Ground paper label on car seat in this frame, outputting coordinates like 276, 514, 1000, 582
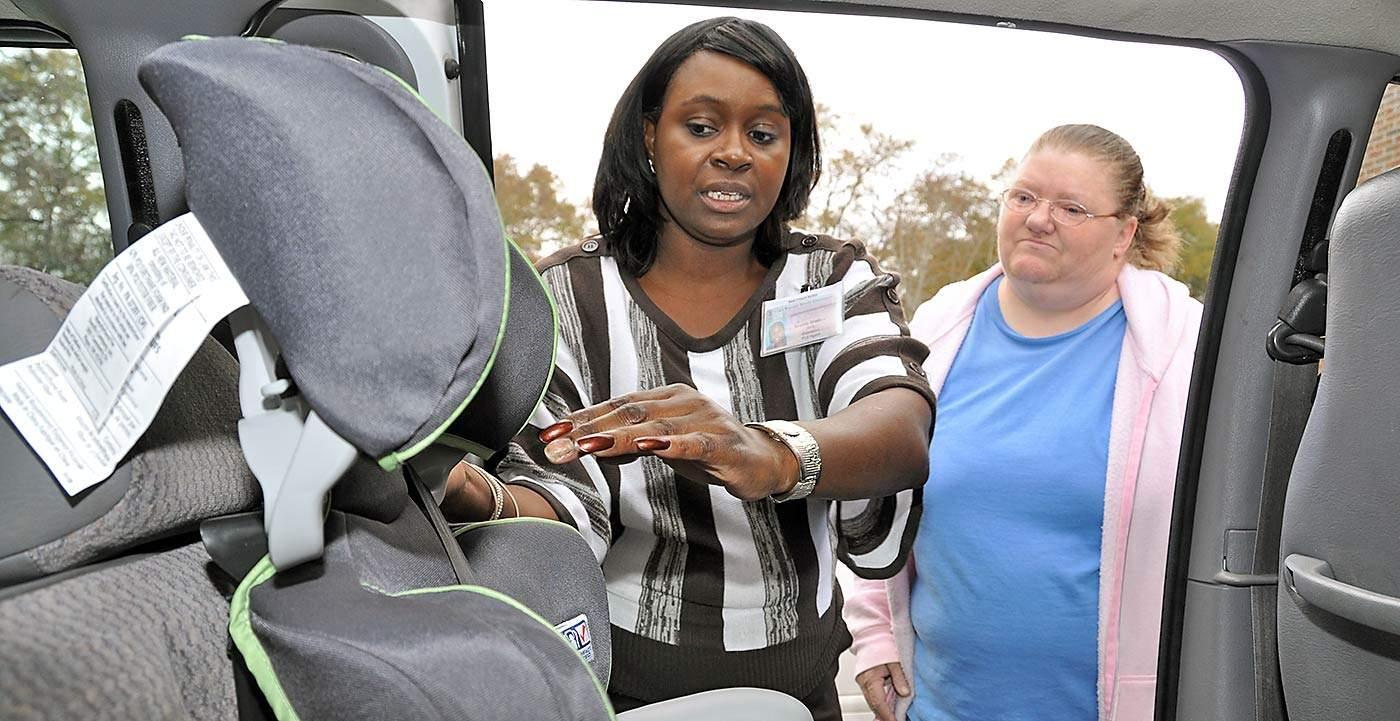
554, 613, 595, 663
0, 213, 248, 496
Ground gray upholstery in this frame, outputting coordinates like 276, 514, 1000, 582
455, 518, 613, 683
0, 543, 236, 721
234, 502, 613, 720
439, 240, 558, 456
0, 264, 257, 718
0, 266, 258, 587
1277, 166, 1400, 719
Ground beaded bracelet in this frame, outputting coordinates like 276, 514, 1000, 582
501, 482, 519, 519
484, 472, 504, 521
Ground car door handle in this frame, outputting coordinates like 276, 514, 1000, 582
1284, 554, 1400, 636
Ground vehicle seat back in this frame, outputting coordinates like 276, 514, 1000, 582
0, 265, 259, 720
1278, 165, 1400, 718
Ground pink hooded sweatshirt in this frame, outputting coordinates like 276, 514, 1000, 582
845, 262, 1202, 721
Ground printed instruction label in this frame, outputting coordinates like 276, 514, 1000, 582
759, 282, 844, 357
0, 213, 248, 496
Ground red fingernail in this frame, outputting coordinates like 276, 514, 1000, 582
539, 421, 574, 442
575, 434, 615, 454
635, 437, 671, 451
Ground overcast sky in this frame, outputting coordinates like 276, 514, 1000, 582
483, 0, 1245, 221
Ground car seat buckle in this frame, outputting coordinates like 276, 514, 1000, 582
229, 307, 356, 571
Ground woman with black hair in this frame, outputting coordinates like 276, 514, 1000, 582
443, 17, 934, 719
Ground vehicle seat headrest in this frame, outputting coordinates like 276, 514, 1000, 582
138, 37, 523, 466
0, 266, 258, 588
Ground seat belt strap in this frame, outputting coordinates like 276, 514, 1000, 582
1252, 354, 1320, 721
404, 467, 476, 585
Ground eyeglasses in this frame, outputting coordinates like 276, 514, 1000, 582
999, 187, 1123, 227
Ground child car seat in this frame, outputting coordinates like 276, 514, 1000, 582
140, 36, 812, 721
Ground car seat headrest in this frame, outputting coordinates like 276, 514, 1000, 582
139, 37, 512, 463
138, 37, 556, 569
0, 266, 258, 589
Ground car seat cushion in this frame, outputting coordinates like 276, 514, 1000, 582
231, 506, 613, 721
0, 542, 236, 721
437, 239, 558, 458
453, 517, 612, 683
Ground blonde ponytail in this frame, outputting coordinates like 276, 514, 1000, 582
1126, 188, 1181, 272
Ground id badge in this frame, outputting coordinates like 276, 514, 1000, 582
759, 282, 844, 357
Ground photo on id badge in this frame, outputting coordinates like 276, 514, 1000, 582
759, 282, 844, 357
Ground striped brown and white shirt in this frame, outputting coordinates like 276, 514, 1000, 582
497, 231, 934, 701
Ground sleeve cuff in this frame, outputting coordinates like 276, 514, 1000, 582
504, 479, 577, 530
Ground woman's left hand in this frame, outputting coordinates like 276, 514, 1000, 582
538, 383, 798, 502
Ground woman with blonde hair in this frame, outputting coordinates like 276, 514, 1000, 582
845, 124, 1202, 721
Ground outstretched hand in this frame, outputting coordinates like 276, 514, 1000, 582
538, 383, 799, 502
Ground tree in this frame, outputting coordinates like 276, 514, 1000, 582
492, 154, 589, 260
1166, 196, 1218, 299
806, 107, 1008, 304
806, 105, 914, 242
0, 49, 111, 284
874, 155, 1002, 305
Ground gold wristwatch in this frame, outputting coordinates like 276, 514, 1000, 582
747, 419, 822, 502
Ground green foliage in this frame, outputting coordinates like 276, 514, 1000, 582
493, 154, 589, 260
0, 48, 111, 284
806, 105, 915, 241
874, 155, 1001, 306
1166, 195, 1218, 300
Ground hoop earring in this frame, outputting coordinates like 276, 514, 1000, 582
647, 157, 656, 175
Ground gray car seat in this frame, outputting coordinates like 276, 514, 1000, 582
139, 36, 811, 721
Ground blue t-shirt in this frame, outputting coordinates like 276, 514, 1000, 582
908, 276, 1125, 721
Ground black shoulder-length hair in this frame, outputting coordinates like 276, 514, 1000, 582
592, 17, 822, 276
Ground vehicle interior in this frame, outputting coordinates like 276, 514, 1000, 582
1, 1, 1398, 720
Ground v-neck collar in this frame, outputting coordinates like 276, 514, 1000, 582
618, 253, 789, 353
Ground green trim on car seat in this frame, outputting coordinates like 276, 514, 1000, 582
450, 515, 579, 537
229, 555, 613, 720
374, 64, 449, 125
369, 61, 512, 470
229, 556, 303, 721
513, 234, 561, 441
369, 69, 514, 469
382, 583, 617, 719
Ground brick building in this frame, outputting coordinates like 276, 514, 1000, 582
1359, 84, 1400, 183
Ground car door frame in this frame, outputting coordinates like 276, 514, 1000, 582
1157, 39, 1400, 721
